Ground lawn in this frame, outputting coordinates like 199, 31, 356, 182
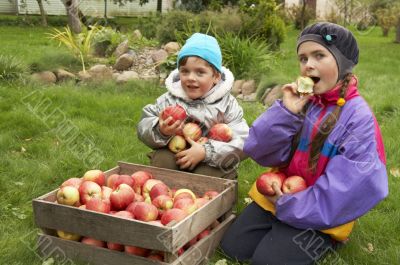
0, 24, 399, 265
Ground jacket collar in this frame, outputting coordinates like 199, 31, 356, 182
165, 67, 234, 104
310, 75, 360, 107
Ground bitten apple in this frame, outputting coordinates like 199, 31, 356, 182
282, 176, 307, 194
208, 123, 233, 142
256, 172, 286, 196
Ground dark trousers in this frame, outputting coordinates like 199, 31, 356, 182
148, 148, 237, 179
220, 202, 335, 265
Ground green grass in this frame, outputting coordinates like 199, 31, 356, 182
0, 24, 399, 265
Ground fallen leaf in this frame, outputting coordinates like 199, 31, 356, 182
367, 243, 374, 253
24, 138, 32, 141
21, 146, 26, 153
389, 168, 400, 178
244, 197, 253, 205
215, 259, 228, 265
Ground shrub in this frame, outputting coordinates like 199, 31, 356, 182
285, 4, 315, 30
0, 55, 28, 81
92, 26, 126, 57
375, 8, 396, 36
156, 10, 194, 44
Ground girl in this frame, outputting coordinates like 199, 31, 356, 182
221, 22, 388, 264
137, 33, 249, 179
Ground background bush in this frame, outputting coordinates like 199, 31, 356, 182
0, 55, 28, 81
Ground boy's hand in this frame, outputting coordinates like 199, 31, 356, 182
159, 113, 184, 136
281, 83, 312, 114
264, 182, 283, 205
175, 138, 206, 171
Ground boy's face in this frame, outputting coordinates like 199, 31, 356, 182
179, 57, 221, 100
297, 41, 338, 95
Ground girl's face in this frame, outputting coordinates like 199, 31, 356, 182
179, 57, 221, 100
297, 41, 339, 95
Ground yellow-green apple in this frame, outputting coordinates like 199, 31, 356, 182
60, 177, 82, 189
113, 210, 134, 219
161, 208, 188, 226
173, 198, 197, 215
150, 182, 172, 200
101, 186, 113, 201
203, 190, 219, 200
197, 137, 208, 145
182, 122, 202, 141
83, 169, 105, 186
208, 123, 233, 142
86, 198, 111, 213
113, 174, 134, 189
110, 184, 135, 210
256, 172, 286, 196
173, 188, 196, 202
107, 242, 124, 251
56, 186, 80, 206
133, 202, 158, 222
131, 171, 153, 194
124, 245, 150, 257
106, 174, 120, 188
142, 179, 163, 198
79, 181, 102, 204
161, 105, 187, 125
152, 195, 173, 211
168, 135, 187, 153
81, 237, 106, 248
57, 230, 81, 241
282, 175, 307, 194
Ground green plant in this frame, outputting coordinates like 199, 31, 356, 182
285, 4, 315, 30
0, 55, 28, 81
92, 26, 126, 57
215, 31, 275, 80
47, 26, 100, 72
156, 10, 194, 44
375, 8, 396, 36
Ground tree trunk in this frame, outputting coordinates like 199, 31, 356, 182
300, 0, 306, 30
396, 16, 400, 43
63, 0, 82, 33
157, 0, 162, 12
36, 0, 48, 26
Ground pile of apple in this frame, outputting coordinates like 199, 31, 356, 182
162, 105, 233, 153
55, 169, 221, 260
256, 172, 307, 196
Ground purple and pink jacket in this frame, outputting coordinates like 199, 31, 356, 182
245, 76, 388, 240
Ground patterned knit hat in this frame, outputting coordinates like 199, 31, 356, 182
297, 22, 359, 80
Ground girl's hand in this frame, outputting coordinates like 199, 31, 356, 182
175, 138, 206, 170
264, 182, 283, 205
159, 113, 184, 136
281, 83, 312, 114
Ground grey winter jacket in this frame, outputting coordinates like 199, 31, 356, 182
137, 67, 249, 169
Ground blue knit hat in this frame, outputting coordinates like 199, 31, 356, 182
177, 33, 222, 73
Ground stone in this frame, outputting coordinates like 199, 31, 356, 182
114, 54, 135, 71
231, 80, 244, 96
31, 71, 57, 84
243, 92, 257, 102
55, 69, 76, 82
164, 42, 180, 55
114, 40, 130, 58
132, 29, 142, 39
88, 64, 113, 80
263, 85, 283, 106
115, 70, 139, 83
241, 80, 256, 96
151, 49, 168, 64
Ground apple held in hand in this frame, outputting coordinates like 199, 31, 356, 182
182, 122, 202, 141
282, 176, 307, 194
208, 123, 233, 142
168, 135, 187, 153
82, 169, 105, 186
161, 105, 187, 125
57, 186, 80, 206
256, 172, 286, 196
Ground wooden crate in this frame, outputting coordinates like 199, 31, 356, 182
32, 161, 237, 264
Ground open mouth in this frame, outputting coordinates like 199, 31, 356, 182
310, 76, 320, 84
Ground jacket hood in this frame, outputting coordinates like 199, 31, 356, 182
165, 66, 234, 104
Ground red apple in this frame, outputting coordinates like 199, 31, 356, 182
152, 195, 173, 211
81, 237, 105, 248
126, 202, 139, 217
124, 245, 150, 257
182, 122, 202, 141
134, 193, 144, 202
82, 169, 105, 186
161, 208, 188, 226
168, 135, 187, 153
203, 190, 219, 200
107, 242, 124, 251
86, 198, 111, 213
101, 186, 113, 201
60, 177, 82, 189
147, 253, 164, 261
161, 105, 187, 125
194, 197, 209, 208
110, 184, 135, 210
208, 123, 233, 142
56, 186, 80, 206
113, 210, 134, 219
256, 172, 286, 196
106, 174, 120, 188
173, 188, 196, 202
142, 179, 163, 198
173, 198, 197, 215
282, 175, 307, 194
113, 174, 134, 189
79, 181, 102, 205
131, 171, 153, 194
197, 137, 208, 145
133, 202, 158, 222
150, 182, 171, 201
